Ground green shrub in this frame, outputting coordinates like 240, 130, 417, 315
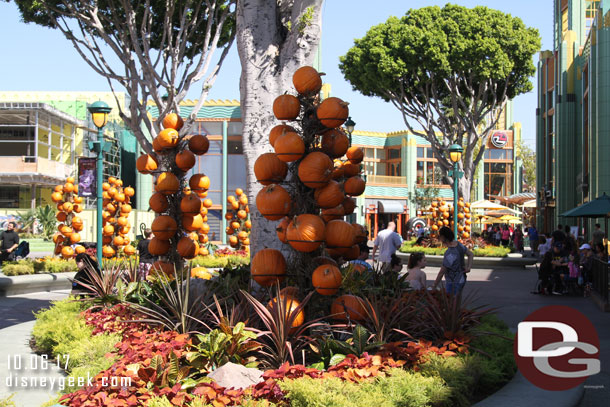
55, 331, 120, 371
191, 255, 229, 269
31, 298, 89, 354
399, 240, 510, 257
146, 397, 174, 407
39, 258, 78, 273
1, 262, 34, 275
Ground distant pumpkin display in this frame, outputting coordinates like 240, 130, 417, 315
426, 197, 471, 241
225, 188, 251, 251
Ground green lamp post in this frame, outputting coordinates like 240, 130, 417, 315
345, 116, 356, 146
87, 101, 112, 265
448, 144, 464, 240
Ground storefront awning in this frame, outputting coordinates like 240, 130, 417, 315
377, 200, 405, 213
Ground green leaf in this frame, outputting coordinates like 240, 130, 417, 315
329, 354, 346, 367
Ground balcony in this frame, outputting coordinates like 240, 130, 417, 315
0, 156, 73, 185
366, 175, 407, 186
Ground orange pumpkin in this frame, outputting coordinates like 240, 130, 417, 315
352, 223, 368, 244
51, 192, 63, 203
286, 214, 325, 252
117, 216, 128, 227
148, 237, 170, 256
157, 128, 179, 149
102, 224, 114, 236
189, 174, 211, 191
124, 187, 135, 197
162, 113, 184, 130
75, 245, 86, 254
320, 205, 345, 223
56, 212, 67, 222
180, 194, 202, 214
256, 184, 292, 220
177, 236, 199, 259
342, 197, 357, 215
269, 124, 296, 147
72, 216, 83, 229
188, 134, 210, 155
316, 97, 349, 128
331, 295, 366, 321
276, 216, 291, 243
182, 214, 204, 231
312, 264, 342, 295
267, 295, 305, 331
273, 94, 301, 120
237, 209, 247, 219
342, 163, 361, 177
321, 129, 350, 158
251, 248, 286, 286
102, 245, 116, 258
136, 154, 158, 174
151, 215, 178, 240
298, 152, 333, 188
343, 244, 360, 260
151, 261, 175, 276
175, 150, 196, 171
69, 233, 81, 244
344, 176, 366, 196
314, 180, 345, 209
152, 136, 164, 153
123, 245, 136, 256
113, 235, 125, 246
274, 131, 305, 162
149, 192, 169, 213
155, 172, 180, 195
254, 153, 288, 185
346, 146, 364, 164
120, 204, 132, 214
293, 66, 324, 95
202, 198, 213, 208
325, 219, 355, 251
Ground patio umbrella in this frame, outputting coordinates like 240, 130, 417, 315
470, 200, 511, 210
508, 218, 523, 224
522, 199, 537, 208
499, 214, 520, 221
561, 192, 610, 256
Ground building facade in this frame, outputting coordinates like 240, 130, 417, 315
536, 0, 608, 233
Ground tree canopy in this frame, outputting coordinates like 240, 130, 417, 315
339, 4, 540, 200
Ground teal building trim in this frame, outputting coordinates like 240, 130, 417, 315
221, 120, 228, 244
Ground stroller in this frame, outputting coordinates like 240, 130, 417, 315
14, 241, 30, 260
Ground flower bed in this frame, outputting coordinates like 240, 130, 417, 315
400, 239, 511, 258
1, 257, 78, 276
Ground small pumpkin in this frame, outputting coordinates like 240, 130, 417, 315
273, 94, 301, 120
346, 146, 364, 164
156, 172, 180, 195
312, 264, 342, 295
151, 215, 178, 240
342, 162, 361, 177
344, 176, 366, 196
342, 197, 357, 215
157, 128, 179, 149
136, 154, 158, 174
182, 214, 204, 232
254, 153, 288, 185
269, 124, 296, 147
149, 192, 169, 213
256, 184, 292, 220
251, 248, 286, 286
316, 97, 349, 128
177, 236, 199, 259
274, 131, 305, 162
188, 134, 210, 155
267, 295, 305, 331
293, 66, 324, 95
123, 245, 136, 256
314, 180, 345, 209
320, 205, 345, 223
189, 174, 211, 192
101, 246, 115, 258
162, 113, 184, 130
286, 214, 325, 252
191, 266, 212, 280
180, 194, 202, 214
297, 151, 333, 189
331, 294, 366, 321
276, 216, 291, 243
175, 150, 196, 171
321, 129, 349, 158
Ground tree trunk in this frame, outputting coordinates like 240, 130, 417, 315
236, 0, 323, 256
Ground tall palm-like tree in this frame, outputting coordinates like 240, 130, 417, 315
35, 205, 56, 240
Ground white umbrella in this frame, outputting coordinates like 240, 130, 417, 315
522, 199, 537, 208
470, 200, 508, 210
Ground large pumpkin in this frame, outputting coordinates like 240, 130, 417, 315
177, 236, 199, 259
320, 205, 345, 223
162, 113, 184, 130
151, 215, 178, 240
321, 129, 349, 158
136, 154, 158, 174
180, 194, 202, 214
344, 176, 366, 196
346, 146, 364, 164
157, 128, 179, 149
251, 248, 286, 286
293, 66, 324, 95
274, 131, 305, 162
325, 220, 355, 252
254, 153, 288, 185
286, 214, 325, 252
269, 124, 296, 147
342, 197, 357, 215
148, 237, 170, 256
267, 295, 305, 331
316, 97, 349, 128
182, 214, 204, 231
175, 150, 196, 171
189, 174, 211, 192
155, 172, 180, 195
343, 244, 360, 261
273, 94, 301, 120
314, 180, 345, 209
188, 134, 210, 155
312, 264, 342, 296
297, 152, 333, 188
342, 163, 361, 177
331, 295, 366, 321
276, 216, 291, 243
256, 184, 292, 220
352, 223, 368, 244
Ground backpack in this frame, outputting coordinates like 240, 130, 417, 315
14, 241, 29, 259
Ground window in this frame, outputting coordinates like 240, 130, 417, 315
196, 121, 223, 135
416, 161, 424, 184
364, 148, 375, 159
227, 122, 243, 136
387, 148, 401, 159
364, 161, 375, 176
484, 163, 513, 199
228, 154, 247, 193
485, 149, 509, 160
195, 140, 222, 203
388, 162, 400, 176
0, 127, 35, 157
417, 147, 424, 158
227, 140, 243, 154
376, 149, 386, 160
426, 148, 434, 158
0, 186, 19, 208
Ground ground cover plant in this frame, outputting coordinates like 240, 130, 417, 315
0, 257, 78, 276
400, 239, 511, 257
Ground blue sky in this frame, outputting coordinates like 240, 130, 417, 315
0, 1, 552, 146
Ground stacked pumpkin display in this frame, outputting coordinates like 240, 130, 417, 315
51, 177, 85, 259
427, 197, 472, 240
100, 177, 136, 258
225, 188, 251, 251
137, 112, 212, 272
251, 66, 369, 324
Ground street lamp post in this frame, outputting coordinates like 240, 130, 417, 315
345, 116, 356, 146
87, 101, 112, 265
448, 144, 464, 240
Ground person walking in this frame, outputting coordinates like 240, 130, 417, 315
0, 222, 20, 266
501, 225, 511, 247
433, 226, 474, 295
527, 224, 539, 257
137, 228, 156, 278
513, 225, 524, 254
371, 221, 403, 272
592, 223, 605, 248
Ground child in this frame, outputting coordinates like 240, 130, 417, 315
405, 252, 427, 290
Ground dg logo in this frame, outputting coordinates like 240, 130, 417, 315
514, 305, 600, 391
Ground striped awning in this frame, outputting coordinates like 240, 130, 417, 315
377, 200, 405, 213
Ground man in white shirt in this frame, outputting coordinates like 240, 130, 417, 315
371, 222, 403, 272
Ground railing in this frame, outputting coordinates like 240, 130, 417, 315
366, 175, 407, 185
0, 156, 73, 179
592, 258, 609, 305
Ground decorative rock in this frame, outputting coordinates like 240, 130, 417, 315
208, 362, 264, 390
